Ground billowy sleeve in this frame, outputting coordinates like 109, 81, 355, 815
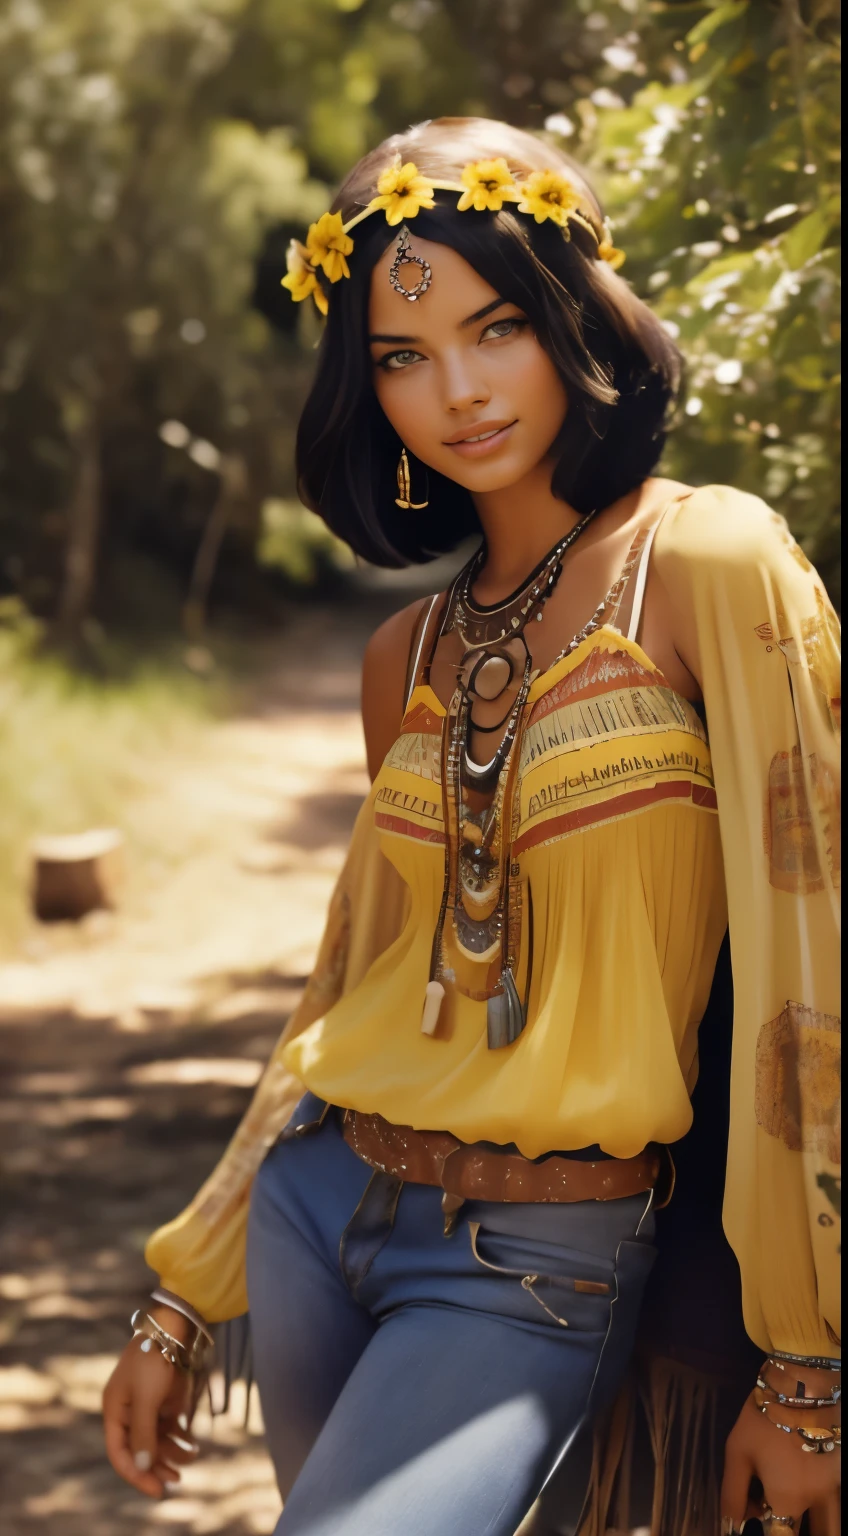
144, 784, 409, 1321
656, 485, 840, 1356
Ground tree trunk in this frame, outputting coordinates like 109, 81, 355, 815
183, 452, 247, 641
58, 413, 102, 641
31, 828, 123, 922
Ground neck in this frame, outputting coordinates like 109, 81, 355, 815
471, 458, 584, 602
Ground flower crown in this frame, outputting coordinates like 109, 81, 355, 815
282, 156, 625, 315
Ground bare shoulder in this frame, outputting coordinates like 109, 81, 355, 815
361, 593, 442, 782
362, 592, 439, 703
364, 595, 432, 672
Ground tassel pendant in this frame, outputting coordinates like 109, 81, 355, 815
421, 979, 445, 1036
486, 966, 525, 1050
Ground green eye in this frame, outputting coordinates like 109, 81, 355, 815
481, 317, 527, 341
381, 349, 423, 371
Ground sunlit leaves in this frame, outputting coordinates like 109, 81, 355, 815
686, 3, 751, 52
781, 196, 840, 270
0, 0, 840, 617
578, 0, 840, 594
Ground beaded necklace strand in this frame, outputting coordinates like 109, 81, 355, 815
421, 509, 600, 1047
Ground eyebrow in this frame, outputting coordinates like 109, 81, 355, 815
368, 296, 511, 346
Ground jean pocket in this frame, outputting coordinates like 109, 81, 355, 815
467, 1220, 614, 1330
606, 1236, 657, 1350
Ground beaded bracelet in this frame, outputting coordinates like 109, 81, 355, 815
769, 1348, 842, 1372
757, 1370, 841, 1409
753, 1387, 841, 1454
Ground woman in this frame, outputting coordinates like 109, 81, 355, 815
102, 118, 841, 1535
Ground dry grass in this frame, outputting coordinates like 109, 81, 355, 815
0, 609, 222, 953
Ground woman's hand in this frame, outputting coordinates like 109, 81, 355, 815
102, 1306, 201, 1498
721, 1368, 841, 1535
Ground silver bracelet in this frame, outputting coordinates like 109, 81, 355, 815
757, 1370, 841, 1408
150, 1286, 214, 1346
769, 1348, 842, 1372
130, 1310, 209, 1373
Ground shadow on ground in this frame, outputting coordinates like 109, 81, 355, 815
0, 567, 468, 1534
0, 978, 299, 1535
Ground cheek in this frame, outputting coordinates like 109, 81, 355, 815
500, 342, 568, 428
372, 368, 432, 441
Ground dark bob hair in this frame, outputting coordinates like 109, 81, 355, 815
296, 117, 686, 568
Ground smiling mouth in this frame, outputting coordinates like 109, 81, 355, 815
444, 420, 517, 451
459, 427, 505, 443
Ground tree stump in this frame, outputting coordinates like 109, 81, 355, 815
31, 829, 123, 922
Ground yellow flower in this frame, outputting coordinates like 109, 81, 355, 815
281, 239, 316, 301
368, 160, 436, 226
305, 211, 354, 284
597, 237, 626, 271
281, 239, 328, 315
456, 158, 518, 213
515, 170, 582, 227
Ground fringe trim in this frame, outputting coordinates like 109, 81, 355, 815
209, 1314, 254, 1424
577, 1356, 734, 1536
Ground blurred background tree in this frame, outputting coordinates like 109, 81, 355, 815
0, 0, 840, 648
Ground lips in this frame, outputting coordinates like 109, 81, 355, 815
443, 420, 516, 445
443, 420, 517, 459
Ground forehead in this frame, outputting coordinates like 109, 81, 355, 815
368, 234, 501, 334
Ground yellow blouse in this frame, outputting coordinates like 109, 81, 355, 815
285, 630, 727, 1160
146, 485, 841, 1363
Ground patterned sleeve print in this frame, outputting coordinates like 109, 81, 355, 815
655, 486, 841, 1356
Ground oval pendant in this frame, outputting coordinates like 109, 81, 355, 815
469, 651, 512, 701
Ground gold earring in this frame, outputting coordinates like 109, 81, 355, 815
395, 447, 429, 510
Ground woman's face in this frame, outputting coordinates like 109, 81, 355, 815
368, 234, 568, 491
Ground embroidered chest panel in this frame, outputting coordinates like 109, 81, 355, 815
374, 642, 717, 853
516, 645, 716, 855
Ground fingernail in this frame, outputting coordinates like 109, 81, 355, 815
134, 1450, 152, 1471
168, 1433, 197, 1454
163, 1480, 180, 1494
177, 1414, 189, 1430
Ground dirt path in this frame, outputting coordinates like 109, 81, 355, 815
0, 581, 430, 1535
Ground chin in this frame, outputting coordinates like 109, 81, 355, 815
437, 456, 535, 493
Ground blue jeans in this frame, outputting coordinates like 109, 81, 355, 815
246, 1094, 657, 1536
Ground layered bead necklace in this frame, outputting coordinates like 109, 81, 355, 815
422, 508, 599, 1049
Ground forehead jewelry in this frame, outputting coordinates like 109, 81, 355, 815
282, 158, 625, 316
388, 226, 432, 302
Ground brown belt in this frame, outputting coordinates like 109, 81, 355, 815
341, 1109, 667, 1206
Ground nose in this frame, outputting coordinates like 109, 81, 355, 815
440, 350, 491, 415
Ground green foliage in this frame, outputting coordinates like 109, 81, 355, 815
0, 0, 840, 629
258, 498, 356, 584
577, 0, 841, 600
0, 0, 327, 622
